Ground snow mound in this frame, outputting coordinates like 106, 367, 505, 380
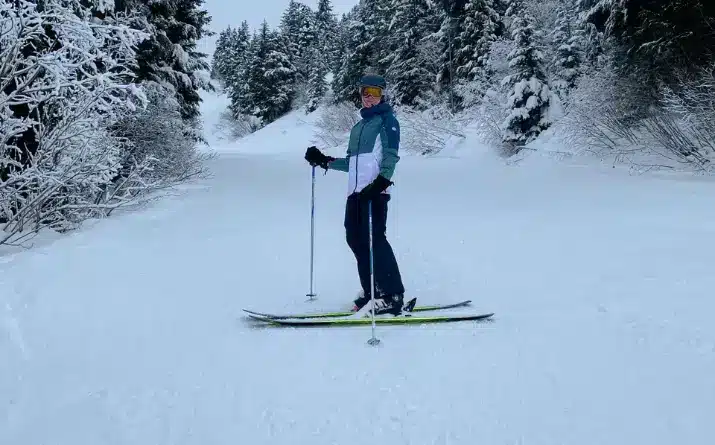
199, 89, 324, 157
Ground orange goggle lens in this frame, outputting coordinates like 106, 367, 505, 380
361, 86, 382, 98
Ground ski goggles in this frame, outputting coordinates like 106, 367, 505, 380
360, 86, 383, 98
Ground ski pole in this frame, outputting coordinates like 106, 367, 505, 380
367, 199, 380, 346
307, 166, 317, 301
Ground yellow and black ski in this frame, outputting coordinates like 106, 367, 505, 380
246, 311, 494, 327
243, 298, 472, 320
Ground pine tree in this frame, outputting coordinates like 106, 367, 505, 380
550, 1, 584, 102
584, 0, 715, 81
236, 22, 296, 125
363, 0, 394, 75
211, 26, 234, 82
331, 12, 353, 75
501, 0, 551, 146
130, 0, 213, 122
219, 22, 253, 124
300, 0, 337, 112
305, 46, 328, 113
228, 31, 256, 120
280, 0, 302, 64
219, 22, 251, 90
280, 1, 318, 85
386, 0, 435, 108
428, 0, 468, 109
237, 27, 269, 121
211, 23, 251, 85
491, 0, 508, 32
315, 0, 339, 68
331, 5, 374, 106
576, 0, 605, 67
264, 29, 298, 121
454, 0, 501, 81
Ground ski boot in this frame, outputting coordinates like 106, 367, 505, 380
370, 293, 406, 316
353, 290, 416, 316
351, 287, 387, 312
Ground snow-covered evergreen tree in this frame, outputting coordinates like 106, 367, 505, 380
305, 46, 328, 113
428, 0, 467, 109
264, 29, 298, 120
211, 26, 234, 82
332, 0, 422, 106
228, 32, 256, 120
550, 1, 584, 102
236, 22, 296, 125
315, 0, 339, 69
213, 21, 251, 96
301, 0, 338, 111
386, 0, 435, 108
454, 0, 501, 83
501, 0, 551, 146
331, 5, 375, 106
363, 0, 394, 75
574, 0, 605, 68
129, 0, 212, 122
226, 21, 252, 85
280, 1, 318, 85
280, 0, 303, 63
331, 12, 353, 75
491, 0, 508, 27
584, 0, 715, 81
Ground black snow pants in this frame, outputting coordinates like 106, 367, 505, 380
344, 192, 405, 298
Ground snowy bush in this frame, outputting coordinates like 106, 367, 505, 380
397, 105, 467, 155
660, 68, 715, 161
313, 101, 361, 148
214, 109, 262, 141
639, 65, 715, 171
559, 60, 648, 156
473, 85, 510, 149
470, 38, 511, 148
557, 55, 714, 172
111, 82, 212, 187
639, 111, 713, 172
0, 1, 191, 246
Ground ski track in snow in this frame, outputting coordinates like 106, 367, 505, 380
1, 91, 714, 444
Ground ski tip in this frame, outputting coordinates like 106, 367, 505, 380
243, 309, 267, 317
244, 312, 265, 319
245, 313, 279, 324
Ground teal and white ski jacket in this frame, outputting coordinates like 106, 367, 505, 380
328, 101, 400, 195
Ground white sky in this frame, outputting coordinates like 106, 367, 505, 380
198, 0, 359, 56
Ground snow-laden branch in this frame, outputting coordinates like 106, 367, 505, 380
0, 1, 209, 246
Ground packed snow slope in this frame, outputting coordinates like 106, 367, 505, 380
2, 91, 715, 445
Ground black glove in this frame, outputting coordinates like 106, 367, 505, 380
304, 146, 335, 170
359, 175, 393, 200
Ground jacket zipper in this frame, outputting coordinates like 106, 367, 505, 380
353, 121, 365, 195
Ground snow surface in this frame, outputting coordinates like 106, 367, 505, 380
2, 89, 715, 445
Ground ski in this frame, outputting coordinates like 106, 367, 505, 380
246, 311, 494, 327
242, 298, 472, 320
